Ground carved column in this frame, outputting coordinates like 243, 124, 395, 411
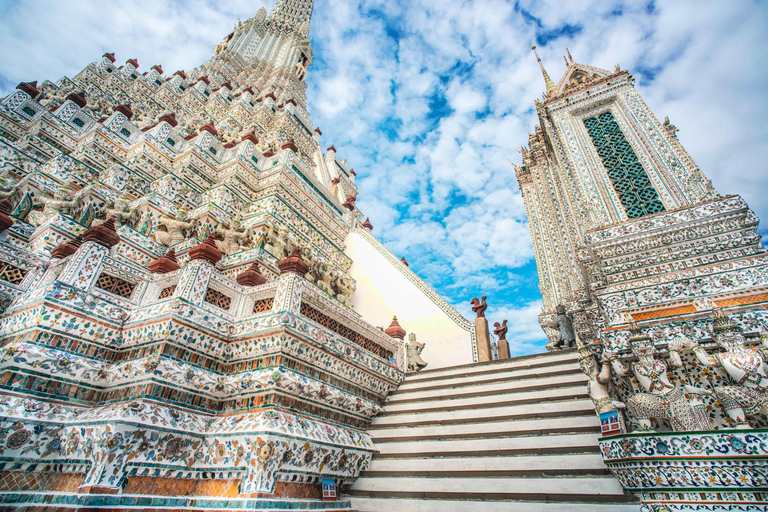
497, 337, 510, 359
56, 241, 109, 292
475, 317, 492, 362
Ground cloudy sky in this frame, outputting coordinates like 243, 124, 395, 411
1, 0, 766, 355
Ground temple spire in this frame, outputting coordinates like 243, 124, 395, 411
266, 0, 314, 34
566, 47, 574, 64
532, 45, 556, 94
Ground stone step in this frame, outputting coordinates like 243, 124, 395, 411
382, 384, 587, 413
392, 365, 582, 395
349, 475, 627, 495
376, 432, 602, 455
373, 425, 599, 443
362, 468, 611, 478
367, 453, 608, 472
347, 352, 638, 512
372, 397, 595, 426
388, 372, 587, 403
368, 415, 600, 440
402, 349, 578, 385
347, 496, 641, 512
372, 444, 601, 460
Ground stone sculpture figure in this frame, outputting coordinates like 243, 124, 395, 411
606, 324, 712, 432
267, 226, 293, 258
222, 124, 241, 145
262, 224, 278, 256
470, 296, 487, 318
215, 217, 250, 255
28, 185, 90, 227
546, 304, 576, 349
0, 174, 29, 200
578, 344, 625, 414
406, 333, 428, 372
494, 319, 510, 359
41, 87, 69, 108
101, 194, 137, 227
333, 273, 353, 307
134, 110, 157, 130
684, 308, 768, 428
317, 268, 334, 296
153, 208, 197, 246
300, 246, 316, 282
493, 320, 508, 339
85, 94, 110, 117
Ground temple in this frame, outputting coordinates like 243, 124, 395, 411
516, 46, 768, 511
0, 2, 767, 511
0, 0, 479, 509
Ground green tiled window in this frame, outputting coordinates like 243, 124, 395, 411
584, 111, 666, 219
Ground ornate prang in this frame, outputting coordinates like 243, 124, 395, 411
82, 216, 121, 248
237, 261, 267, 287
149, 248, 181, 274
342, 193, 357, 211
16, 81, 40, 99
189, 235, 223, 265
470, 296, 487, 318
384, 316, 406, 339
50, 235, 84, 259
0, 1, 413, 506
277, 247, 309, 275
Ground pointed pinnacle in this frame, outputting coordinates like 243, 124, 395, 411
532, 45, 556, 93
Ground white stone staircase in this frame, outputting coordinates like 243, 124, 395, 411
345, 349, 641, 512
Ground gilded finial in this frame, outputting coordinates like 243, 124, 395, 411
531, 44, 556, 94
566, 47, 574, 64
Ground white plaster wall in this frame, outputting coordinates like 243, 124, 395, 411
345, 230, 474, 370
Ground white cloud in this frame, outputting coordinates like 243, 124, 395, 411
2, 0, 767, 357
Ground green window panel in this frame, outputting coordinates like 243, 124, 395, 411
583, 111, 666, 219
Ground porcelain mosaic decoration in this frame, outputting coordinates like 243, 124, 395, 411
519, 47, 768, 510
0, 1, 412, 509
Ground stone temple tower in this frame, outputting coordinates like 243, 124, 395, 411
0, 0, 477, 508
514, 46, 768, 348
515, 46, 768, 512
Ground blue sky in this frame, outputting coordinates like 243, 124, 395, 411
1, 0, 767, 355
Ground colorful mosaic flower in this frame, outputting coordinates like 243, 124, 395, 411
257, 442, 274, 464
6, 429, 31, 449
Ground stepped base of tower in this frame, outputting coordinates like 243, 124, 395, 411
0, 494, 352, 511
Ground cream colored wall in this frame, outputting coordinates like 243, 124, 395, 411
345, 229, 475, 370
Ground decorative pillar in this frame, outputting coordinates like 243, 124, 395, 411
385, 316, 407, 370
471, 296, 492, 362
56, 217, 120, 292
174, 236, 221, 304
273, 248, 308, 315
